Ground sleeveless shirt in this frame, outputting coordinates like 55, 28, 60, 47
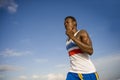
66, 30, 96, 73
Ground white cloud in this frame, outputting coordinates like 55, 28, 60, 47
13, 73, 66, 80
0, 0, 18, 13
18, 76, 28, 80
55, 64, 67, 68
0, 74, 5, 79
31, 74, 46, 80
3, 73, 65, 80
34, 58, 48, 63
47, 73, 65, 80
32, 75, 40, 79
93, 53, 120, 80
0, 64, 24, 72
31, 73, 65, 80
11, 75, 28, 80
0, 48, 31, 57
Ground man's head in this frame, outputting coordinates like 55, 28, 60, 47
64, 16, 77, 31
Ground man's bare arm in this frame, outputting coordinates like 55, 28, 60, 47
66, 30, 93, 55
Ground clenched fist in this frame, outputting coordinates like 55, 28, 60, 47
66, 30, 74, 39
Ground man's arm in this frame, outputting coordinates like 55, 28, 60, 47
66, 30, 93, 55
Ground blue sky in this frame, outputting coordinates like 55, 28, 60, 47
0, 0, 120, 80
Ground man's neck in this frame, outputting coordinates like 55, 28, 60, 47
72, 28, 77, 34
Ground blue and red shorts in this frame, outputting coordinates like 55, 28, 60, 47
66, 72, 99, 80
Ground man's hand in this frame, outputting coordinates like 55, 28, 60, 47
66, 30, 74, 39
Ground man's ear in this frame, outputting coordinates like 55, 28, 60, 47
73, 21, 77, 26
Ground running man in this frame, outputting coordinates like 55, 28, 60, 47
64, 16, 99, 80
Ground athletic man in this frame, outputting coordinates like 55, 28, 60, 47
64, 16, 99, 80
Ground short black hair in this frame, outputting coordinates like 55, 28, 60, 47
64, 16, 76, 22
64, 16, 77, 26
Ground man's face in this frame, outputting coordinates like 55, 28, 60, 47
64, 18, 75, 31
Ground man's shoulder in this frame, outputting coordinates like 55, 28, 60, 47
78, 29, 88, 35
79, 29, 87, 32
